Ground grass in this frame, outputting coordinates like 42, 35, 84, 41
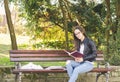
0, 57, 14, 66
0, 44, 11, 57
0, 34, 66, 67
0, 34, 11, 57
0, 34, 30, 66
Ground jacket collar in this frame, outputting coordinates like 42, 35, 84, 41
81, 37, 88, 44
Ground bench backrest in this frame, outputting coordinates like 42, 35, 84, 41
9, 50, 104, 62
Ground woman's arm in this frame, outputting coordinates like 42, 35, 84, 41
83, 40, 97, 61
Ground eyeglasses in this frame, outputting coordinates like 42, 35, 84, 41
75, 32, 81, 36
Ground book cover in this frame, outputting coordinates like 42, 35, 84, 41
64, 50, 84, 58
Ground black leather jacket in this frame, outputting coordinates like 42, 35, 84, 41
77, 38, 97, 62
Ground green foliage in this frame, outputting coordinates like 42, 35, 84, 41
32, 40, 74, 50
17, 0, 105, 48
106, 28, 120, 65
18, 44, 31, 49
69, 1, 106, 49
0, 57, 14, 66
110, 55, 120, 65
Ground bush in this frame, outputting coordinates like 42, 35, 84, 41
107, 28, 120, 65
32, 40, 74, 49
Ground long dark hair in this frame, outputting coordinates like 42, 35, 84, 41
73, 25, 87, 50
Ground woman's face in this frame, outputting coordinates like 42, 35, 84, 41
74, 29, 84, 40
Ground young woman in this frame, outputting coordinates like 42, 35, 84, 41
66, 25, 97, 82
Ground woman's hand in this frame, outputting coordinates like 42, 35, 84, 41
75, 57, 83, 62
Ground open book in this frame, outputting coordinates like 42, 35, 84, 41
64, 50, 84, 58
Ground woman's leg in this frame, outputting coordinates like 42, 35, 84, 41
66, 60, 81, 77
67, 61, 94, 82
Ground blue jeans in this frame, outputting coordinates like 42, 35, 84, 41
66, 60, 94, 82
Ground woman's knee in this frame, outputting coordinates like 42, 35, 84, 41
66, 60, 71, 65
66, 60, 74, 66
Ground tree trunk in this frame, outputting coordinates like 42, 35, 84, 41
115, 0, 120, 29
59, 0, 69, 50
105, 0, 112, 56
4, 0, 18, 50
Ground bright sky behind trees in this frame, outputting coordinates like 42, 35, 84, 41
0, 1, 14, 15
0, 0, 102, 15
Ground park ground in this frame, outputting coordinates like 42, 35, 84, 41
0, 33, 30, 65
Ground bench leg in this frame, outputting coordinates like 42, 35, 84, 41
44, 73, 48, 82
104, 73, 109, 82
15, 62, 22, 82
15, 74, 18, 82
15, 73, 22, 82
30, 74, 35, 82
96, 73, 102, 82
96, 72, 109, 82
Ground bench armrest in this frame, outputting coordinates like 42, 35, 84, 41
96, 61, 110, 68
105, 62, 110, 68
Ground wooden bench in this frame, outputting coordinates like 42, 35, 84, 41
9, 50, 115, 82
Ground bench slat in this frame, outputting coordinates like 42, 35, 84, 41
97, 54, 104, 57
12, 68, 114, 74
10, 50, 66, 54
10, 57, 73, 62
10, 54, 68, 57
10, 50, 104, 62
10, 57, 104, 62
96, 58, 104, 61
10, 54, 104, 57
